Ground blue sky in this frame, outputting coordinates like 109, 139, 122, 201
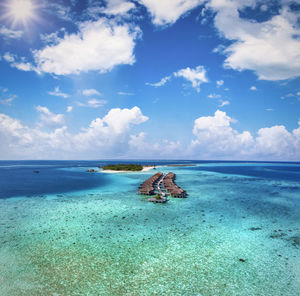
0, 0, 300, 160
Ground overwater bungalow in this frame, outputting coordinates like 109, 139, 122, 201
138, 172, 163, 195
162, 172, 187, 198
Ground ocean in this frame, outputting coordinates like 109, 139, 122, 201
0, 160, 299, 295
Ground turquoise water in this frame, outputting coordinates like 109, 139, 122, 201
0, 161, 299, 295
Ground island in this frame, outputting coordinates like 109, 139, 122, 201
101, 164, 143, 172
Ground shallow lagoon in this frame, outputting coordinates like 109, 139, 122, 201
0, 161, 299, 295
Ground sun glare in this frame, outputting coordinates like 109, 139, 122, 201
4, 0, 37, 26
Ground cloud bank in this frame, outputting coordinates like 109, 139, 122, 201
0, 106, 148, 159
2, 107, 299, 160
190, 110, 300, 160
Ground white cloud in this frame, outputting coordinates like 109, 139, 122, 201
138, 0, 204, 25
101, 0, 135, 15
216, 80, 224, 87
104, 106, 148, 133
208, 93, 221, 99
0, 106, 148, 159
255, 125, 295, 158
191, 110, 253, 158
117, 91, 135, 96
72, 106, 148, 154
77, 99, 107, 108
34, 18, 140, 75
190, 109, 300, 160
218, 100, 229, 107
146, 65, 208, 91
174, 65, 208, 92
2, 106, 300, 160
0, 88, 17, 106
208, 1, 300, 80
86, 0, 135, 18
0, 96, 16, 106
42, 1, 72, 22
48, 87, 70, 98
40, 29, 65, 45
0, 26, 23, 39
66, 106, 73, 112
3, 52, 15, 63
128, 132, 182, 158
36, 106, 65, 128
281, 93, 295, 99
13, 62, 35, 72
87, 99, 107, 108
250, 86, 257, 91
3, 52, 36, 72
146, 75, 171, 87
82, 89, 101, 96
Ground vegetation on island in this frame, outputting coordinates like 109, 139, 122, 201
102, 164, 143, 171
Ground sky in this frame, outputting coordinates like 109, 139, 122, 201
0, 0, 300, 160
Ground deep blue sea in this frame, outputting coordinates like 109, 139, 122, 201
0, 160, 299, 295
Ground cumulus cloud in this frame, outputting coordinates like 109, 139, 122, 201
68, 106, 148, 154
138, 0, 204, 25
1, 106, 300, 160
255, 125, 296, 158
250, 86, 257, 91
0, 106, 148, 159
36, 106, 65, 128
190, 110, 300, 160
48, 87, 70, 98
174, 65, 208, 92
208, 0, 300, 80
0, 26, 23, 39
33, 18, 140, 75
191, 110, 253, 158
